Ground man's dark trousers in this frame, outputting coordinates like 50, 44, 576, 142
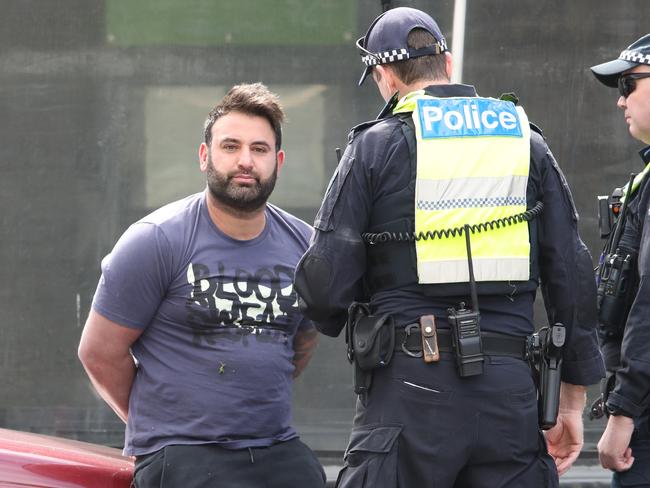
134, 437, 326, 488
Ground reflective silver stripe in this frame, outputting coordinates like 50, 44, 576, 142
416, 175, 528, 207
418, 257, 530, 284
417, 196, 526, 211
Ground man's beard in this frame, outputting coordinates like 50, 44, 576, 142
206, 153, 278, 213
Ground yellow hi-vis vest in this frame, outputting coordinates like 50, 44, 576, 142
393, 91, 532, 285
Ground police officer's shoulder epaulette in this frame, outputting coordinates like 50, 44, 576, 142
499, 92, 520, 105
347, 119, 385, 143
529, 122, 545, 138
498, 92, 545, 138
347, 92, 401, 143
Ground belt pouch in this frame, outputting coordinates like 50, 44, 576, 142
354, 314, 395, 371
420, 315, 440, 363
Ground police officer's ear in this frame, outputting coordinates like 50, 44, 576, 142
373, 65, 399, 99
371, 65, 385, 84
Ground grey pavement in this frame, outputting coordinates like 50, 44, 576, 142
560, 465, 612, 487
322, 463, 613, 487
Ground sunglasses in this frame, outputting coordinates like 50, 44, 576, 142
618, 72, 650, 98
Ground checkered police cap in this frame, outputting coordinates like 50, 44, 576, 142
357, 7, 448, 86
591, 33, 650, 87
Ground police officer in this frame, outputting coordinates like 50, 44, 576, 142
591, 34, 650, 484
294, 7, 605, 488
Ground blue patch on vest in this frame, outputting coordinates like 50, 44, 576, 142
417, 98, 522, 138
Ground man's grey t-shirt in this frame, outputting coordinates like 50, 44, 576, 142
92, 192, 314, 456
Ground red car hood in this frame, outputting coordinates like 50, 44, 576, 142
0, 428, 133, 487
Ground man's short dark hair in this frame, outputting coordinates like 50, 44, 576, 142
387, 28, 448, 84
204, 83, 285, 151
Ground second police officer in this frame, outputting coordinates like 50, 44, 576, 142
591, 34, 650, 485
295, 7, 605, 488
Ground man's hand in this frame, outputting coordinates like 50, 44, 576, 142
598, 414, 635, 472
292, 327, 318, 378
545, 409, 584, 475
544, 382, 586, 476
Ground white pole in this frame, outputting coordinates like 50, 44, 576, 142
451, 0, 467, 83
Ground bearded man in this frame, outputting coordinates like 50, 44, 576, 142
78, 83, 325, 488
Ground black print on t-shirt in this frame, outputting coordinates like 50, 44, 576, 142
185, 262, 298, 345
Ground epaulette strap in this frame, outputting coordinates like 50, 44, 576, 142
348, 119, 384, 143
497, 92, 543, 138
348, 93, 401, 143
499, 92, 520, 105
529, 122, 544, 138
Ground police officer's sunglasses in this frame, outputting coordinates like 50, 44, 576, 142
618, 72, 650, 98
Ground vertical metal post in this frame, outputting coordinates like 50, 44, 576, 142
451, 0, 467, 83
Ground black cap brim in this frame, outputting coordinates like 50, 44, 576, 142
590, 58, 638, 87
358, 66, 371, 86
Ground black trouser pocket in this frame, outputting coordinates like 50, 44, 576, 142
133, 448, 165, 488
336, 424, 402, 488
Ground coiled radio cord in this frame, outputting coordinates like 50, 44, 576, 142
362, 201, 544, 245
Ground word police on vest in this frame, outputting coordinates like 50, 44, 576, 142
417, 98, 523, 138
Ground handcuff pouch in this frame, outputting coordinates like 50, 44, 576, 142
354, 313, 395, 371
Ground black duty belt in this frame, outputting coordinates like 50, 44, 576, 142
395, 324, 528, 360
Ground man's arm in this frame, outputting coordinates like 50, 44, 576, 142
295, 121, 406, 336
597, 277, 650, 471
294, 143, 373, 336
292, 327, 319, 377
78, 309, 144, 423
534, 135, 605, 385
533, 135, 604, 474
544, 382, 587, 476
